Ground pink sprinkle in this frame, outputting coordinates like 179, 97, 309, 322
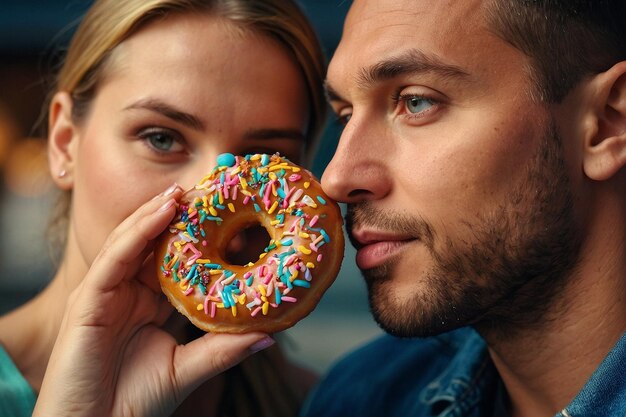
317, 254, 323, 262
309, 243, 318, 252
211, 302, 216, 318
281, 296, 297, 303
184, 287, 194, 296
232, 186, 238, 200
243, 195, 250, 205
204, 295, 210, 314
223, 185, 230, 199
309, 215, 319, 227
208, 282, 218, 296
243, 271, 252, 279
259, 265, 267, 277
288, 174, 301, 182
289, 189, 304, 205
251, 306, 262, 317
188, 209, 198, 218
202, 240, 208, 246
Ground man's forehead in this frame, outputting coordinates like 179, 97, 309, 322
330, 0, 489, 79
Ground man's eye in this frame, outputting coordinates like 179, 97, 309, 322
403, 95, 435, 114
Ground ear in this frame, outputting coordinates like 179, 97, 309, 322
48, 92, 79, 190
583, 61, 626, 181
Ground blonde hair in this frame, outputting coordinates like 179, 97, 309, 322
46, 2, 326, 415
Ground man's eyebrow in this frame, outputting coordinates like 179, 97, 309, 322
243, 128, 305, 142
124, 98, 205, 131
325, 49, 470, 103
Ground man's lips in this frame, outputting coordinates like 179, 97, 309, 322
351, 229, 417, 270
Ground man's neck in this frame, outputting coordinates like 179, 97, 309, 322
483, 204, 626, 417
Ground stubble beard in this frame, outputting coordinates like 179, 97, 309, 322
348, 121, 583, 339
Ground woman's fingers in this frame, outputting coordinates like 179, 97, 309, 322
172, 332, 275, 400
86, 185, 183, 293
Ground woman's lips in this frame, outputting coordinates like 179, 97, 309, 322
352, 231, 417, 270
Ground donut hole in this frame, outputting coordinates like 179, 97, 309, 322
223, 223, 271, 266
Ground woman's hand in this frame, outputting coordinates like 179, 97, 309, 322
33, 184, 274, 417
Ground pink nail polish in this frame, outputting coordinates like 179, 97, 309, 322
158, 199, 175, 212
249, 337, 275, 353
163, 183, 179, 197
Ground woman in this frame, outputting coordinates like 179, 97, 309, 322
0, 0, 326, 416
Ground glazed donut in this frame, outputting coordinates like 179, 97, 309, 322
155, 153, 344, 333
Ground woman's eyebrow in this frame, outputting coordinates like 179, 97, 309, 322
124, 98, 205, 131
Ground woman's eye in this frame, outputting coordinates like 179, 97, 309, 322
403, 95, 435, 114
138, 128, 185, 153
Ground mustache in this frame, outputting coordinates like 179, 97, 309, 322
345, 202, 435, 249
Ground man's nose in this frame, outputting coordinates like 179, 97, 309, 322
321, 116, 391, 204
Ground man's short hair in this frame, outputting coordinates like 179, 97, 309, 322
488, 0, 626, 102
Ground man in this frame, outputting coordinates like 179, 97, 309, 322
301, 1, 626, 416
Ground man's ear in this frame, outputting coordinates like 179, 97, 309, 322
583, 61, 626, 181
48, 92, 79, 190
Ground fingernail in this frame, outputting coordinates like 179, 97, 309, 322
163, 183, 179, 197
158, 199, 176, 212
249, 336, 275, 353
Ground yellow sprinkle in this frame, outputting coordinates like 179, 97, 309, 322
259, 285, 267, 296
237, 294, 246, 305
231, 306, 237, 317
217, 303, 225, 308
262, 302, 269, 315
292, 167, 301, 172
228, 203, 235, 213
218, 191, 224, 204
299, 232, 310, 239
270, 220, 280, 226
195, 259, 212, 264
268, 201, 279, 214
209, 270, 223, 275
209, 206, 218, 216
202, 195, 209, 208
298, 245, 312, 255
306, 262, 315, 269
241, 189, 252, 197
209, 193, 215, 206
197, 304, 203, 311
259, 252, 267, 259
251, 154, 261, 160
179, 281, 189, 290
304, 181, 310, 189
246, 262, 255, 267
174, 241, 182, 251
269, 172, 277, 181
175, 223, 186, 230
292, 269, 299, 280
231, 166, 241, 175
165, 255, 179, 269
239, 176, 248, 190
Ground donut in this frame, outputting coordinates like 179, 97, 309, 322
155, 153, 344, 333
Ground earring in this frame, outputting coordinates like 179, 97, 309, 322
58, 169, 67, 178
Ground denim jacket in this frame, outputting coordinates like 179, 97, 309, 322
299, 328, 626, 417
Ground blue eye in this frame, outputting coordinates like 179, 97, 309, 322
404, 96, 434, 114
139, 128, 185, 153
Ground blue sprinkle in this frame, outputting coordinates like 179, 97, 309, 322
261, 154, 270, 166
316, 196, 327, 205
320, 229, 330, 243
206, 216, 223, 222
254, 203, 261, 213
277, 188, 286, 198
293, 279, 311, 288
281, 238, 293, 246
186, 224, 195, 237
186, 264, 198, 280
246, 275, 254, 286
217, 153, 236, 167
204, 263, 222, 270
215, 204, 226, 210
275, 288, 282, 305
200, 229, 206, 237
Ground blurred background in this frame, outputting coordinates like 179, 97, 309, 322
0, 0, 381, 374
